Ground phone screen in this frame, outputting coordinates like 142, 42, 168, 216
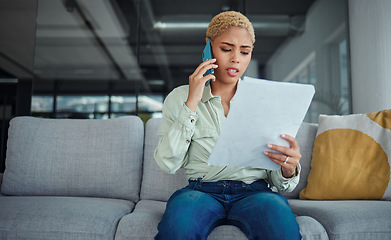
202, 40, 214, 86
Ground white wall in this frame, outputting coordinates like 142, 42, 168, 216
265, 0, 348, 117
348, 0, 391, 113
265, 0, 347, 82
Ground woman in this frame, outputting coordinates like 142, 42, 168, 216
154, 11, 302, 240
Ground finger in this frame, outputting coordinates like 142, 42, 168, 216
268, 155, 292, 168
203, 58, 217, 64
264, 151, 288, 164
200, 63, 218, 76
201, 74, 216, 85
193, 58, 217, 76
266, 143, 297, 159
264, 150, 299, 165
281, 134, 300, 150
190, 65, 218, 84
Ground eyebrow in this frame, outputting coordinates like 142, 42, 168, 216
221, 42, 253, 49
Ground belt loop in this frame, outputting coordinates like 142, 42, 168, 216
196, 177, 203, 188
221, 181, 226, 188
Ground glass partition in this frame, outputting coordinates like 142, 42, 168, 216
30, 0, 350, 123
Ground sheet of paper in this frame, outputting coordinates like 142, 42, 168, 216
207, 76, 315, 170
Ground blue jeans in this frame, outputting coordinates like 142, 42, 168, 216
155, 179, 301, 240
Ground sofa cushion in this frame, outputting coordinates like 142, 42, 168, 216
1, 116, 144, 201
115, 199, 328, 240
0, 196, 133, 240
280, 122, 318, 199
295, 216, 328, 240
300, 111, 391, 200
140, 118, 188, 202
289, 199, 391, 240
115, 200, 252, 239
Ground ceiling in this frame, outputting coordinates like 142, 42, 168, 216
31, 0, 316, 93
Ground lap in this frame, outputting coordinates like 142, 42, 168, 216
166, 188, 226, 214
157, 184, 300, 240
227, 191, 300, 239
165, 189, 226, 223
156, 188, 227, 239
228, 191, 292, 220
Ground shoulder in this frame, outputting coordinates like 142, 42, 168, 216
164, 85, 189, 104
162, 85, 189, 113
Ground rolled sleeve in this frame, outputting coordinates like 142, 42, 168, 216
269, 164, 301, 192
154, 93, 199, 174
178, 103, 199, 130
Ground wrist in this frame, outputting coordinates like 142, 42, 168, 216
282, 166, 299, 178
185, 99, 198, 112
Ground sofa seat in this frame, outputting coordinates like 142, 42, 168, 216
0, 196, 134, 240
115, 199, 328, 239
289, 200, 391, 240
115, 200, 247, 239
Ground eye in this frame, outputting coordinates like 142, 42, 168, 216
221, 48, 231, 52
241, 51, 250, 55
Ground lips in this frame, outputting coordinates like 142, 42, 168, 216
227, 68, 239, 77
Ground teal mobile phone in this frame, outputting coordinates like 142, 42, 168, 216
202, 40, 214, 86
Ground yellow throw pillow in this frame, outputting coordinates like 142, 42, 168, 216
299, 109, 391, 200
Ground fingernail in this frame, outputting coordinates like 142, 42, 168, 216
267, 144, 273, 149
281, 134, 286, 138
264, 151, 269, 156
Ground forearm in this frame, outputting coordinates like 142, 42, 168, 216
154, 104, 198, 174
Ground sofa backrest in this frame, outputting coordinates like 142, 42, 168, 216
0, 173, 3, 191
280, 122, 318, 199
1, 116, 144, 202
142, 117, 318, 201
140, 117, 188, 202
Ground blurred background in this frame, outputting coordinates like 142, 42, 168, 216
0, 0, 350, 171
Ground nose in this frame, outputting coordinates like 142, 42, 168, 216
231, 50, 240, 63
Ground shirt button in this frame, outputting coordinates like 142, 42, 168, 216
190, 119, 195, 123
186, 140, 190, 144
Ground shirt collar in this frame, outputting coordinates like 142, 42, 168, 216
201, 78, 242, 103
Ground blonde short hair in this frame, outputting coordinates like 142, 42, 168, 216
206, 11, 255, 44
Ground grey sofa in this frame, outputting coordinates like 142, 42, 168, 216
0, 116, 390, 240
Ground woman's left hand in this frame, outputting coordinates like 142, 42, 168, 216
264, 134, 301, 178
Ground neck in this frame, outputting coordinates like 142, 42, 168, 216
211, 80, 238, 101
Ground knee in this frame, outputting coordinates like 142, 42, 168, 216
156, 215, 202, 240
229, 193, 300, 240
248, 193, 297, 225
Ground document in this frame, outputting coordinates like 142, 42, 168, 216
207, 76, 315, 170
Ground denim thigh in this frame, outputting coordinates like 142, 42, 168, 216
155, 188, 227, 240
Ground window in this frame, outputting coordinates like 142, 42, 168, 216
31, 95, 53, 113
339, 39, 350, 114
32, 94, 163, 120
283, 53, 318, 123
281, 37, 351, 123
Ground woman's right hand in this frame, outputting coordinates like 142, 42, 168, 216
186, 59, 218, 112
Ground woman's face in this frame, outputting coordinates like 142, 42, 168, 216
211, 26, 253, 84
